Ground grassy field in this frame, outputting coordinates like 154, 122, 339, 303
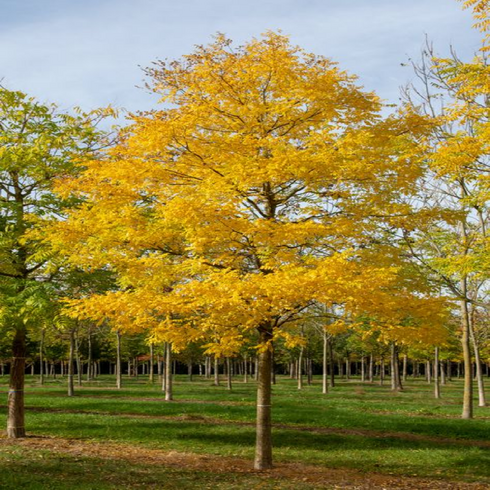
0, 373, 489, 489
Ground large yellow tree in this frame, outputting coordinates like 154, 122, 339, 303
48, 33, 442, 469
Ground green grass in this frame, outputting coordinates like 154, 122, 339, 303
0, 374, 489, 488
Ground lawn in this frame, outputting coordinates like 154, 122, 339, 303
0, 374, 489, 489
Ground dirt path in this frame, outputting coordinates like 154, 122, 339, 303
0, 435, 487, 490
10, 404, 490, 450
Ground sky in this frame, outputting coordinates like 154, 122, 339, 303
0, 0, 482, 117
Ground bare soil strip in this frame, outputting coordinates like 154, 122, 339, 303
0, 436, 487, 489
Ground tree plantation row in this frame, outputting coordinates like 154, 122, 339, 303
1, 0, 489, 471
1, 326, 489, 396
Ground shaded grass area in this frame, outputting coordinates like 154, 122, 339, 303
0, 444, 316, 490
0, 374, 489, 487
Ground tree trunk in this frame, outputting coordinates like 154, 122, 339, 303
244, 356, 248, 383
254, 324, 273, 470
214, 357, 220, 386
306, 358, 312, 385
204, 356, 210, 379
165, 343, 173, 401
75, 331, 82, 386
87, 332, 92, 381
402, 354, 407, 382
67, 329, 75, 397
390, 343, 403, 391
226, 357, 232, 390
7, 328, 26, 438
460, 295, 473, 419
188, 361, 193, 382
361, 355, 365, 383
297, 347, 303, 390
368, 354, 373, 383
149, 343, 155, 384
116, 331, 122, 389
328, 340, 335, 388
469, 318, 486, 407
161, 345, 166, 392
39, 329, 44, 386
434, 347, 440, 399
322, 331, 328, 394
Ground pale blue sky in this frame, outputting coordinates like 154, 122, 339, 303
0, 0, 481, 115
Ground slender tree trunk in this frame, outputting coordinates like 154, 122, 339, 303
322, 331, 328, 394
244, 356, 248, 383
441, 359, 446, 386
75, 331, 82, 386
402, 354, 407, 382
390, 343, 403, 391
368, 354, 373, 383
434, 347, 440, 399
328, 339, 335, 388
116, 331, 122, 389
204, 356, 210, 379
149, 343, 155, 384
469, 319, 486, 407
165, 343, 173, 401
460, 294, 473, 419
254, 324, 273, 470
161, 345, 166, 392
306, 358, 312, 385
214, 357, 220, 386
87, 332, 92, 381
67, 329, 75, 397
379, 358, 384, 386
226, 357, 232, 390
188, 361, 193, 382
39, 329, 44, 386
7, 328, 26, 438
361, 355, 365, 383
426, 360, 432, 383
297, 346, 304, 390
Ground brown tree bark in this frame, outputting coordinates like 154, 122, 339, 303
322, 331, 328, 394
116, 331, 122, 389
434, 347, 440, 399
226, 357, 232, 390
149, 343, 155, 384
254, 324, 273, 470
7, 328, 26, 438
165, 342, 173, 401
67, 328, 75, 397
297, 346, 303, 390
460, 293, 473, 419
214, 356, 220, 386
